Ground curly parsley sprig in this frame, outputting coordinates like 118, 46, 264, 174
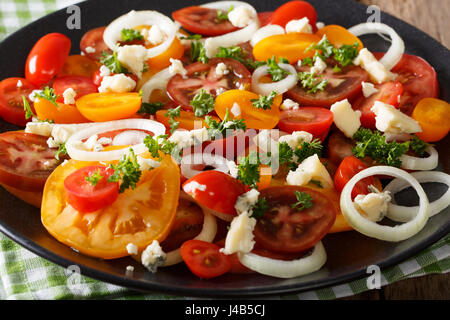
108, 148, 142, 193
251, 91, 277, 110
205, 108, 246, 138
190, 89, 215, 117
34, 87, 59, 108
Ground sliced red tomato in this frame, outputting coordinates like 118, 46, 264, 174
0, 131, 61, 192
334, 156, 376, 200
286, 65, 369, 108
258, 11, 273, 27
327, 131, 355, 165
172, 6, 239, 37
253, 186, 336, 253
167, 58, 252, 109
57, 55, 100, 79
353, 81, 403, 129
53, 76, 98, 103
80, 26, 111, 61
373, 53, 439, 116
269, 1, 317, 31
181, 240, 231, 279
0, 77, 38, 126
64, 165, 119, 213
25, 33, 71, 86
278, 107, 333, 142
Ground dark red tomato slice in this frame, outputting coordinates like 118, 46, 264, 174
253, 186, 336, 253
278, 107, 333, 142
92, 69, 103, 87
64, 165, 119, 213
0, 77, 38, 126
25, 33, 71, 87
167, 58, 252, 109
334, 156, 375, 200
286, 65, 369, 108
258, 12, 273, 27
353, 81, 403, 129
80, 27, 111, 61
172, 6, 239, 37
270, 1, 317, 31
0, 131, 61, 192
373, 53, 439, 116
53, 76, 98, 104
203, 129, 257, 161
180, 240, 231, 279
326, 131, 355, 165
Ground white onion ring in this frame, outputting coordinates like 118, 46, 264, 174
251, 63, 298, 96
250, 24, 285, 47
66, 119, 165, 161
201, 1, 260, 57
384, 171, 450, 222
340, 166, 429, 242
180, 153, 230, 179
400, 146, 438, 171
103, 10, 178, 58
139, 67, 172, 103
112, 130, 149, 146
348, 22, 405, 71
237, 241, 327, 279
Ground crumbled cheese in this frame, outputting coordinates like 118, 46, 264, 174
285, 17, 313, 34
148, 25, 165, 45
286, 154, 334, 188
215, 62, 229, 76
16, 80, 23, 88
361, 81, 379, 98
85, 46, 96, 53
117, 44, 148, 78
228, 6, 253, 28
46, 137, 60, 149
310, 56, 327, 75
316, 21, 325, 29
354, 189, 391, 222
126, 243, 139, 255
330, 99, 361, 138
29, 90, 43, 102
61, 159, 69, 167
278, 131, 313, 150
141, 240, 166, 273
25, 121, 54, 137
169, 58, 187, 77
353, 48, 395, 84
183, 180, 207, 194
137, 156, 161, 171
230, 102, 241, 117
222, 211, 256, 255
126, 266, 135, 273
281, 98, 299, 110
168, 127, 209, 150
227, 160, 239, 178
99, 65, 111, 77
371, 101, 422, 134
98, 74, 136, 93
253, 129, 278, 153
235, 189, 260, 215
62, 87, 77, 105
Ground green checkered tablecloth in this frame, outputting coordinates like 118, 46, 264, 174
0, 0, 449, 300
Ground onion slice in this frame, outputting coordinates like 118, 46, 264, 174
384, 171, 450, 222
250, 24, 285, 47
139, 67, 172, 103
237, 241, 327, 279
340, 166, 429, 242
66, 119, 165, 161
180, 153, 230, 179
400, 146, 438, 171
348, 22, 405, 71
251, 63, 298, 96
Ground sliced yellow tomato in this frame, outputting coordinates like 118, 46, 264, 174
155, 109, 220, 131
147, 36, 184, 70
316, 25, 364, 50
1, 183, 42, 208
214, 89, 282, 129
34, 98, 90, 124
41, 155, 180, 259
57, 54, 101, 78
253, 33, 321, 63
412, 98, 450, 142
76, 92, 141, 122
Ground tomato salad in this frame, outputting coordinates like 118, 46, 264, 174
0, 1, 449, 280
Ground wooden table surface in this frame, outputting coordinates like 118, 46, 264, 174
343, 0, 450, 300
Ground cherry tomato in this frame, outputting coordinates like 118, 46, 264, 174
180, 240, 231, 279
412, 98, 450, 142
57, 55, 101, 79
64, 165, 119, 213
53, 76, 98, 103
253, 186, 336, 253
92, 69, 103, 87
278, 107, 333, 142
353, 81, 403, 129
155, 109, 220, 131
172, 6, 239, 37
316, 25, 364, 50
258, 12, 273, 27
286, 65, 369, 107
270, 1, 317, 30
0, 131, 61, 192
167, 58, 252, 108
80, 27, 111, 61
203, 129, 257, 161
34, 98, 90, 124
334, 156, 376, 199
25, 33, 71, 86
0, 77, 37, 126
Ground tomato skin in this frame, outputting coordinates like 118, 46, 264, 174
53, 75, 98, 103
57, 55, 101, 78
412, 98, 450, 142
0, 77, 38, 126
334, 156, 375, 199
258, 12, 273, 27
34, 98, 90, 124
181, 240, 231, 279
270, 1, 317, 30
25, 33, 71, 86
327, 131, 355, 165
64, 165, 119, 213
80, 27, 111, 61
278, 107, 333, 142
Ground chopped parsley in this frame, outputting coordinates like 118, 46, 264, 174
22, 96, 36, 119
34, 87, 59, 108
309, 179, 323, 188
205, 108, 246, 138
251, 197, 269, 219
179, 34, 202, 40
121, 28, 144, 42
138, 101, 164, 115
301, 57, 314, 66
333, 42, 359, 67
164, 106, 181, 133
306, 35, 334, 60
85, 169, 103, 187
278, 142, 294, 167
190, 41, 209, 63
143, 134, 177, 160
251, 91, 277, 110
236, 151, 261, 189
294, 139, 323, 164
266, 56, 290, 82
291, 191, 313, 212
108, 148, 142, 193
297, 71, 328, 94
100, 49, 129, 74
216, 5, 234, 22
410, 135, 429, 156
190, 89, 215, 117
54, 143, 67, 161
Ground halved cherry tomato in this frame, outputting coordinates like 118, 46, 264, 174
316, 25, 364, 50
147, 36, 184, 71
41, 155, 180, 259
278, 107, 333, 142
286, 65, 369, 107
25, 33, 71, 86
334, 156, 376, 200
64, 165, 119, 213
155, 109, 220, 131
214, 89, 282, 129
180, 240, 231, 279
34, 98, 90, 124
0, 131, 61, 192
80, 26, 111, 61
0, 77, 37, 126
57, 55, 101, 78
172, 6, 239, 36
258, 12, 273, 27
183, 170, 246, 216
253, 186, 336, 253
412, 98, 450, 142
253, 33, 321, 63
53, 76, 98, 103
203, 129, 257, 161
353, 81, 403, 129
167, 58, 252, 108
269, 1, 317, 30
76, 92, 141, 122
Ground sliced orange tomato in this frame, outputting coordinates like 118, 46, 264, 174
252, 33, 321, 63
1, 183, 42, 208
412, 98, 450, 142
76, 92, 142, 122
214, 89, 282, 129
155, 109, 220, 131
41, 155, 180, 259
57, 54, 101, 78
34, 98, 90, 124
256, 164, 272, 190
147, 36, 184, 70
316, 25, 364, 50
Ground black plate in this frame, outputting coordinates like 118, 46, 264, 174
0, 0, 449, 298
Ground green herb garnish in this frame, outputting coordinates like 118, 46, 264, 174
190, 89, 215, 117
121, 28, 144, 42
251, 91, 277, 110
291, 191, 313, 212
108, 148, 142, 193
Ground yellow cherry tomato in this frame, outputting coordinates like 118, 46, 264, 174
147, 36, 184, 70
316, 25, 364, 50
412, 98, 450, 142
155, 109, 220, 131
34, 98, 90, 124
